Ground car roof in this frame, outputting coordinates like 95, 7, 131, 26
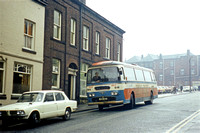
23, 90, 64, 94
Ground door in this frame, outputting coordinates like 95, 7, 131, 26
68, 68, 77, 100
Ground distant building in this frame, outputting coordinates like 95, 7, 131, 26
43, 0, 125, 103
126, 50, 200, 88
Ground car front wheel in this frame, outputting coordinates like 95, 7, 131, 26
63, 108, 71, 120
29, 112, 41, 124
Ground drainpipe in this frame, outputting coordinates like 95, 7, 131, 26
78, 4, 83, 104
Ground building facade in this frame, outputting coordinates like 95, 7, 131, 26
0, 0, 47, 105
43, 0, 125, 103
126, 50, 200, 88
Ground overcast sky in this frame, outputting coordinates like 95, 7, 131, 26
87, 0, 200, 61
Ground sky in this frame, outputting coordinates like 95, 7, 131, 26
86, 0, 200, 61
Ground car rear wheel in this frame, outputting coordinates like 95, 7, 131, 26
29, 112, 40, 124
63, 108, 71, 120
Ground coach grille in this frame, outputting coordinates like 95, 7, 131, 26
95, 86, 110, 90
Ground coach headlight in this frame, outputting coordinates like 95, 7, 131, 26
88, 93, 95, 97
111, 91, 118, 96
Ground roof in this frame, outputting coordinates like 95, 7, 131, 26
126, 52, 191, 63
91, 61, 153, 71
24, 90, 64, 94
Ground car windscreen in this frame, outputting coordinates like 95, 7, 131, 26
17, 93, 44, 102
87, 67, 120, 84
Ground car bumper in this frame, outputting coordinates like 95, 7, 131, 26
88, 100, 123, 105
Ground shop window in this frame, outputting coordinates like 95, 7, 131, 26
13, 63, 31, 94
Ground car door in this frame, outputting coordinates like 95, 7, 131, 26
42, 92, 58, 118
55, 92, 67, 116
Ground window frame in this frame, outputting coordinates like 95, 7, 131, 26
70, 18, 76, 46
83, 26, 89, 51
13, 63, 32, 94
52, 58, 60, 89
80, 63, 89, 97
117, 42, 121, 61
53, 10, 61, 40
95, 31, 100, 55
105, 37, 111, 59
24, 19, 35, 50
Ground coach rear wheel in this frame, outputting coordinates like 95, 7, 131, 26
145, 92, 154, 105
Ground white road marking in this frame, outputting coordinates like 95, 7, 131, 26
166, 109, 200, 133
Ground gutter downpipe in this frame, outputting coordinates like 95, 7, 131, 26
78, 4, 83, 104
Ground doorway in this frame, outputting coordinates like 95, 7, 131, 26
68, 63, 78, 100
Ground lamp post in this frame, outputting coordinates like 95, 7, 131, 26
189, 56, 193, 93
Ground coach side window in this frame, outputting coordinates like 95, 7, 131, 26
135, 69, 145, 81
123, 67, 136, 81
151, 72, 156, 82
143, 71, 152, 82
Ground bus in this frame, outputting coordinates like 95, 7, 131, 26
86, 61, 158, 110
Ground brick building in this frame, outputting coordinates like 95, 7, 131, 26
126, 50, 200, 88
43, 0, 125, 103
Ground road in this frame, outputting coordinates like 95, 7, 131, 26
1, 92, 200, 133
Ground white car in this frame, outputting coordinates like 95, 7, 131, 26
0, 90, 77, 125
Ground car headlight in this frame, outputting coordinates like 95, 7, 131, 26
88, 93, 95, 97
111, 92, 118, 96
0, 111, 2, 116
16, 110, 25, 115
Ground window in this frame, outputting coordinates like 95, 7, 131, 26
95, 32, 100, 55
24, 20, 35, 50
55, 92, 65, 101
80, 63, 89, 96
44, 93, 54, 102
52, 59, 60, 89
170, 61, 174, 67
0, 62, 4, 93
159, 74, 163, 81
135, 69, 145, 81
70, 19, 76, 45
117, 43, 121, 61
170, 70, 174, 75
159, 62, 163, 69
151, 72, 156, 82
13, 63, 31, 94
191, 68, 195, 75
54, 10, 61, 40
180, 69, 184, 75
143, 71, 152, 82
124, 67, 136, 81
105, 37, 111, 59
83, 26, 89, 51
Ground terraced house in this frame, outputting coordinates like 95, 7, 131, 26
0, 0, 47, 105
43, 0, 125, 103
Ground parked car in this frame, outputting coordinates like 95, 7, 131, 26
0, 90, 77, 126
